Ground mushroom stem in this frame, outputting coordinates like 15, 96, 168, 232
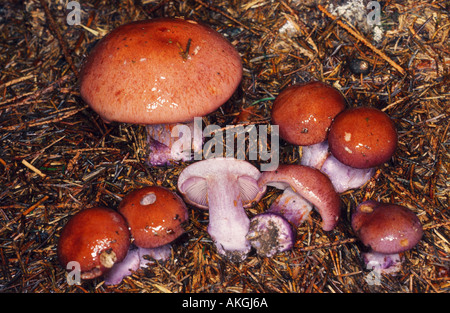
269, 187, 313, 225
103, 244, 172, 286
247, 187, 313, 257
146, 119, 203, 166
206, 173, 251, 262
301, 141, 374, 193
363, 251, 403, 275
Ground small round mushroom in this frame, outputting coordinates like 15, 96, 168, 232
79, 18, 242, 166
177, 157, 265, 262
104, 186, 188, 285
246, 164, 341, 257
118, 186, 189, 248
271, 81, 346, 146
328, 107, 398, 169
57, 207, 130, 281
351, 200, 423, 274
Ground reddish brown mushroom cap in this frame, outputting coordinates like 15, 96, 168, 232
271, 81, 346, 146
328, 107, 398, 169
57, 207, 130, 280
351, 201, 423, 254
118, 186, 189, 249
79, 18, 242, 124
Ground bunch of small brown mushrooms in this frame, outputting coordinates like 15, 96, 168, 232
58, 18, 423, 285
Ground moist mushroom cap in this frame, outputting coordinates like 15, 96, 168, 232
351, 201, 423, 254
118, 186, 189, 249
79, 18, 243, 124
328, 107, 398, 169
57, 207, 130, 279
271, 81, 346, 146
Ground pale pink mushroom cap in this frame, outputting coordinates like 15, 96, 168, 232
79, 18, 242, 124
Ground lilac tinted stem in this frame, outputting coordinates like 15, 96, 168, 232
301, 141, 374, 193
206, 173, 251, 262
146, 120, 202, 166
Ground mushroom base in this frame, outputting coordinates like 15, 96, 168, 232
104, 244, 172, 285
247, 212, 295, 258
247, 188, 313, 257
301, 141, 374, 193
146, 120, 202, 166
363, 251, 403, 275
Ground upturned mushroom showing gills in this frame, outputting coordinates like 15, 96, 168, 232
79, 18, 243, 166
351, 200, 423, 274
104, 186, 188, 285
177, 158, 264, 262
246, 164, 341, 257
57, 207, 130, 281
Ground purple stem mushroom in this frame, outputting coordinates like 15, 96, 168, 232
177, 158, 265, 262
351, 200, 423, 274
270, 81, 374, 192
79, 18, 243, 166
303, 107, 398, 193
246, 164, 341, 257
301, 141, 375, 193
104, 186, 188, 285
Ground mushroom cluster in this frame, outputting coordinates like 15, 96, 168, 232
271, 81, 398, 193
65, 18, 424, 286
58, 186, 189, 285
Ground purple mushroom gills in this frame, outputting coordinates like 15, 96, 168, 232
351, 200, 423, 275
246, 164, 341, 257
146, 121, 203, 166
301, 141, 375, 193
177, 158, 265, 262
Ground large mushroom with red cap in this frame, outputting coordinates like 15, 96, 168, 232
303, 107, 398, 192
246, 164, 341, 257
351, 200, 423, 274
177, 158, 265, 262
79, 18, 242, 165
103, 186, 188, 285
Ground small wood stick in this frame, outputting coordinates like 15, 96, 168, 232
22, 160, 46, 178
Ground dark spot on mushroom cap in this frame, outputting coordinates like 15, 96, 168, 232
351, 201, 423, 254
